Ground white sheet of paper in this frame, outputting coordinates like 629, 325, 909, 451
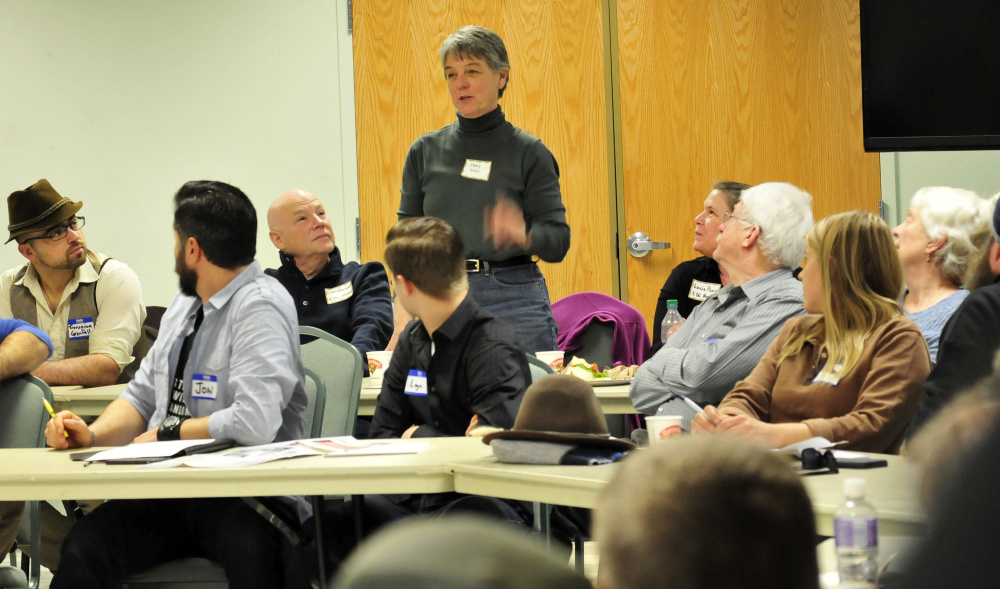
86, 439, 218, 462
142, 440, 320, 468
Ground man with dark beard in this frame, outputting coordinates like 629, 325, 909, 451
1, 179, 146, 385
43, 180, 310, 589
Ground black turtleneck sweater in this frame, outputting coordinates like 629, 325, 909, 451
398, 106, 570, 263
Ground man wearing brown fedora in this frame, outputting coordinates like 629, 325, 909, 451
0, 179, 146, 386
316, 216, 533, 575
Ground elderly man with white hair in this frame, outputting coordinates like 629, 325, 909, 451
630, 182, 815, 415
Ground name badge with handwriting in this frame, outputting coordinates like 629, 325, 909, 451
68, 317, 95, 340
404, 369, 428, 396
325, 282, 354, 305
688, 280, 722, 302
191, 374, 219, 400
461, 159, 492, 181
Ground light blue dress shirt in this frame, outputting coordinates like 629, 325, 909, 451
120, 261, 307, 445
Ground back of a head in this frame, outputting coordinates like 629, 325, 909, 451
808, 210, 902, 327
331, 515, 591, 589
174, 180, 256, 270
741, 182, 815, 268
595, 436, 818, 589
384, 217, 466, 299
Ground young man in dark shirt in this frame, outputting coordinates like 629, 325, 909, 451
319, 216, 531, 572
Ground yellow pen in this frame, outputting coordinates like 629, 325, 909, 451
42, 398, 69, 439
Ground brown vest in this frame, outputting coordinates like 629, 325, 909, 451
9, 258, 148, 383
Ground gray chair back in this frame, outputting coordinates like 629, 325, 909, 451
302, 367, 326, 439
299, 326, 363, 438
526, 353, 555, 383
1, 375, 54, 588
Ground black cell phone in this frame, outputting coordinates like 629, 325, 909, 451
70, 450, 100, 462
836, 456, 888, 469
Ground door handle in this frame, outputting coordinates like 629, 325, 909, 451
627, 232, 670, 258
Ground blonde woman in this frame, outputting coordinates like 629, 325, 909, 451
693, 210, 931, 452
893, 187, 992, 361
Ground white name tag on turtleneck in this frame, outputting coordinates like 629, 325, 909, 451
325, 283, 353, 304
461, 159, 492, 181
688, 280, 722, 302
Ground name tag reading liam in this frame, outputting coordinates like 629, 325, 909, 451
191, 374, 219, 400
404, 369, 428, 396
67, 317, 95, 340
325, 282, 354, 305
688, 280, 722, 302
460, 159, 492, 181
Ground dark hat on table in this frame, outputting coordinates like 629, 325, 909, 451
7, 179, 84, 244
331, 515, 592, 589
483, 373, 635, 451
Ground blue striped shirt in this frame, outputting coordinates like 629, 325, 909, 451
630, 267, 805, 412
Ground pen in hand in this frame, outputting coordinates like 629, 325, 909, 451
42, 398, 69, 439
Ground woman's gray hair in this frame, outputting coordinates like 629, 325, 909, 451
740, 182, 815, 268
439, 26, 510, 98
912, 186, 993, 286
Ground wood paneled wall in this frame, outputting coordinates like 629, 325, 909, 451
617, 0, 881, 329
353, 1, 612, 302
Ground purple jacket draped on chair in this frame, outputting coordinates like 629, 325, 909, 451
551, 292, 651, 367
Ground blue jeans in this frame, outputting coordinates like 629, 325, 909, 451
467, 263, 558, 353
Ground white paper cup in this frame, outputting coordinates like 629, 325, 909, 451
534, 351, 565, 372
366, 351, 393, 387
646, 415, 683, 445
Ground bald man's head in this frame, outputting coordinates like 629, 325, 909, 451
267, 189, 335, 258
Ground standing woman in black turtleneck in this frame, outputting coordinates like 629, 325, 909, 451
398, 25, 570, 354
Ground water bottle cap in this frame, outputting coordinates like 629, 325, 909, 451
667, 299, 679, 308
844, 478, 866, 498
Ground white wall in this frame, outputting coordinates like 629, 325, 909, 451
881, 151, 1000, 226
0, 0, 358, 306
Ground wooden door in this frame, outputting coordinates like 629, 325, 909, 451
616, 0, 881, 333
353, 1, 613, 302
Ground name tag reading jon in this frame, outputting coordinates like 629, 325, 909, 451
688, 280, 722, 302
404, 369, 428, 396
460, 159, 492, 181
67, 317, 95, 340
192, 374, 219, 400
325, 282, 354, 305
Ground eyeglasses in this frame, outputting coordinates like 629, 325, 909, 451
722, 211, 754, 228
22, 217, 86, 244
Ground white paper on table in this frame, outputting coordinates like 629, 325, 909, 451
86, 439, 219, 462
295, 436, 428, 457
142, 441, 321, 468
776, 437, 847, 456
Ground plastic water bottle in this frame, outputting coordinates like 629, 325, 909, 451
834, 478, 879, 588
660, 299, 683, 343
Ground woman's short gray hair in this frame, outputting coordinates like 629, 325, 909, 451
741, 182, 815, 268
912, 186, 993, 286
439, 26, 510, 98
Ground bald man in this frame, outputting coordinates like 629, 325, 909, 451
266, 190, 392, 367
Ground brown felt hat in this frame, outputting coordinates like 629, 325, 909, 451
7, 179, 84, 244
483, 373, 635, 451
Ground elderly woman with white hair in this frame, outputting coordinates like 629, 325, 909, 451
398, 25, 569, 354
893, 187, 993, 361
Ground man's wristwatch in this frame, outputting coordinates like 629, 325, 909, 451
157, 416, 188, 441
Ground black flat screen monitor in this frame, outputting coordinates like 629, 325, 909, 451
861, 0, 1000, 152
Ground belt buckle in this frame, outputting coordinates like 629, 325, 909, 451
466, 259, 481, 273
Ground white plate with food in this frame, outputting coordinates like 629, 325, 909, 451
588, 378, 631, 387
